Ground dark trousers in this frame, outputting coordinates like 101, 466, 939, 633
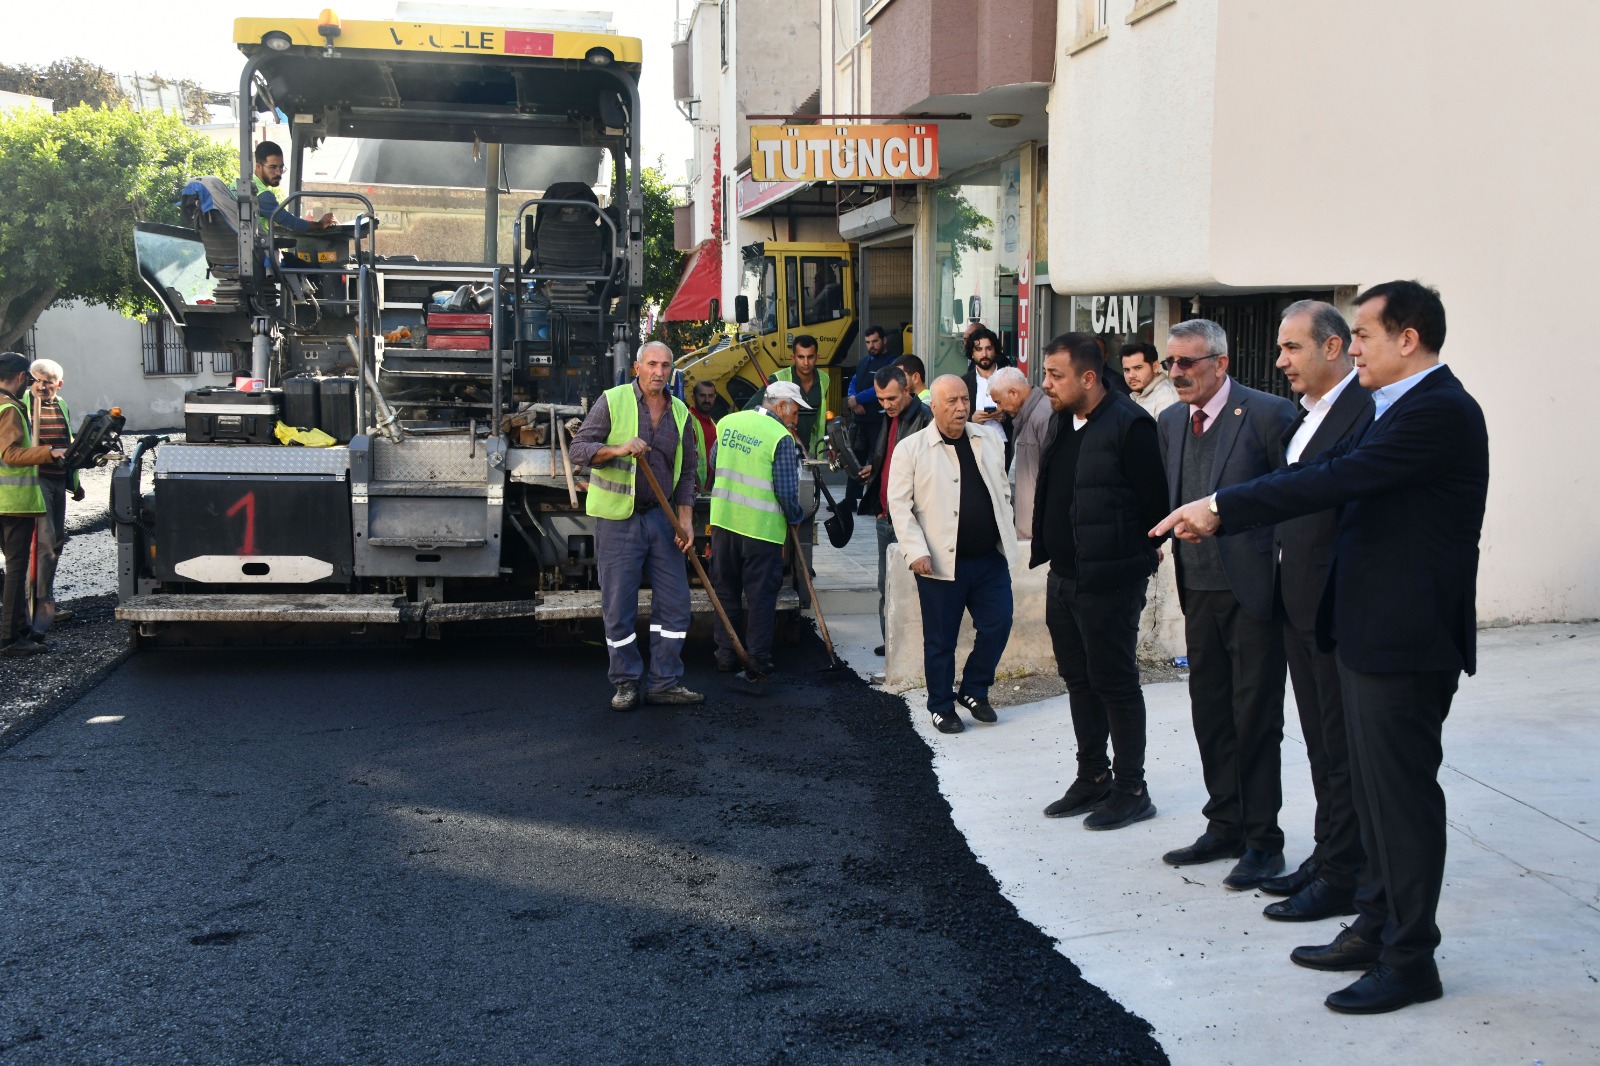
1182, 588, 1287, 851
35, 478, 65, 604
596, 509, 691, 692
875, 516, 896, 640
1, 515, 33, 643
1283, 615, 1362, 890
1046, 571, 1149, 791
1339, 657, 1458, 970
914, 550, 1012, 714
710, 526, 785, 664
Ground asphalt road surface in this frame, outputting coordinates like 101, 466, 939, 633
0, 633, 1165, 1063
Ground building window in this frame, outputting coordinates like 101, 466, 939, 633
1069, 0, 1113, 54
141, 315, 196, 376
719, 1, 729, 70
15, 325, 38, 360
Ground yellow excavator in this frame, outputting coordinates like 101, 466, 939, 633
675, 241, 856, 416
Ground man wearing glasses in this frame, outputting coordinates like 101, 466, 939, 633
1154, 319, 1297, 891
251, 141, 336, 233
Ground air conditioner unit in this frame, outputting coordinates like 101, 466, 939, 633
838, 196, 917, 241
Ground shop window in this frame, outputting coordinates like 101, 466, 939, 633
141, 315, 196, 376
933, 155, 1025, 379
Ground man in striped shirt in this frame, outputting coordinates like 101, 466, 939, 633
29, 359, 81, 624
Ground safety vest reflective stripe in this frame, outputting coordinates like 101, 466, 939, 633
584, 384, 689, 520
708, 409, 787, 543
0, 398, 45, 515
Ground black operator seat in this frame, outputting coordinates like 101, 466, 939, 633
527, 181, 606, 306
180, 176, 245, 280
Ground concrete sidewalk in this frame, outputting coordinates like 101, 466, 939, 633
810, 555, 1597, 1065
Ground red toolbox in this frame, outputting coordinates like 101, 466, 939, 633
426, 333, 493, 350
426, 312, 494, 329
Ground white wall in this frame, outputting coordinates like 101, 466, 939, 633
32, 303, 224, 432
1045, 0, 1600, 623
1047, 0, 1218, 292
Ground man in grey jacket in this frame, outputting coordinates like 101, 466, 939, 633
989, 366, 1050, 540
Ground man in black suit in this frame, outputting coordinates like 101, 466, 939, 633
1154, 280, 1489, 1015
1259, 300, 1373, 924
1156, 319, 1298, 890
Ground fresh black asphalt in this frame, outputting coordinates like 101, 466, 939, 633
0, 630, 1166, 1063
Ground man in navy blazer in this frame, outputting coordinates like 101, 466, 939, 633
1155, 319, 1297, 891
1154, 281, 1489, 1016
1258, 301, 1374, 925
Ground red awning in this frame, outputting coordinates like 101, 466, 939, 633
661, 238, 722, 321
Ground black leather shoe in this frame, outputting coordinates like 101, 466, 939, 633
1263, 876, 1358, 922
956, 692, 997, 723
1291, 925, 1383, 971
1043, 773, 1110, 818
1325, 962, 1442, 1015
874, 645, 885, 656
1162, 832, 1245, 867
1223, 848, 1285, 890
1260, 856, 1319, 897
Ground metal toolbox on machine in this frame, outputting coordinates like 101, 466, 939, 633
184, 387, 281, 444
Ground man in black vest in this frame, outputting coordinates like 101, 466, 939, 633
1031, 334, 1170, 830
1156, 319, 1297, 889
1259, 301, 1373, 923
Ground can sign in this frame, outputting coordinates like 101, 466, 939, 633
750, 125, 939, 183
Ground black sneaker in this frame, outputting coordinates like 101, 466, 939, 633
956, 692, 997, 723
1043, 773, 1111, 818
1084, 787, 1156, 831
873, 645, 885, 656
930, 708, 965, 734
610, 681, 640, 711
644, 685, 706, 705
715, 658, 739, 673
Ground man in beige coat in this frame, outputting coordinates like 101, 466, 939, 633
888, 375, 1019, 734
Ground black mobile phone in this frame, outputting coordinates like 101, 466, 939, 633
983, 405, 997, 413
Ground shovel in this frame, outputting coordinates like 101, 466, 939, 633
635, 457, 766, 683
788, 524, 839, 670
811, 467, 853, 549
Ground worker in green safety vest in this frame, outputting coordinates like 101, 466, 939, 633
249, 140, 336, 234
769, 333, 829, 457
0, 351, 68, 657
568, 341, 704, 711
708, 379, 808, 674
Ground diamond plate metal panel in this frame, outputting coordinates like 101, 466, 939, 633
155, 444, 350, 477
371, 437, 488, 483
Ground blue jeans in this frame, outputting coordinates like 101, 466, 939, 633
914, 550, 1013, 714
596, 508, 692, 692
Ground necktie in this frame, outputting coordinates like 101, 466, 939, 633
1191, 409, 1207, 437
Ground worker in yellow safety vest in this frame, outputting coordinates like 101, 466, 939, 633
708, 379, 808, 674
771, 334, 829, 457
568, 341, 704, 711
0, 351, 68, 657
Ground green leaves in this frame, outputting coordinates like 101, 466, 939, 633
0, 104, 235, 348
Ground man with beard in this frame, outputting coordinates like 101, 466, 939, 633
1032, 334, 1168, 829
771, 334, 828, 457
1155, 318, 1297, 890
1120, 341, 1180, 417
250, 141, 335, 233
688, 380, 719, 493
963, 327, 1009, 439
855, 366, 932, 655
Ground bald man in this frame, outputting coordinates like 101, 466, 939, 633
887, 375, 1018, 734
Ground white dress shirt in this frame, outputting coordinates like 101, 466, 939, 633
1186, 376, 1232, 434
1371, 362, 1446, 420
1286, 368, 1358, 465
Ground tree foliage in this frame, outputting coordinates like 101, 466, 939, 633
0, 57, 126, 111
0, 105, 237, 349
639, 161, 682, 310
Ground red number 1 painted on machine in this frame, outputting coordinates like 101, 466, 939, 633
226, 491, 257, 555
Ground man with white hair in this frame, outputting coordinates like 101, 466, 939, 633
28, 358, 81, 623
0, 352, 68, 656
988, 366, 1051, 540
569, 342, 703, 710
708, 380, 807, 674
